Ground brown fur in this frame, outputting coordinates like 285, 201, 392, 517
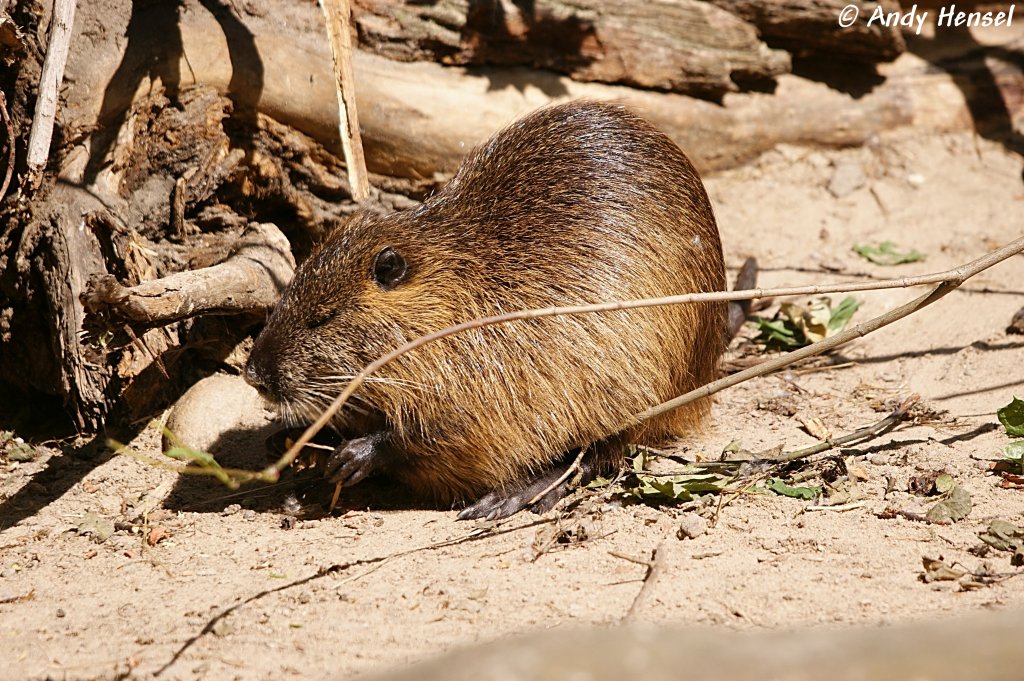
246, 100, 726, 507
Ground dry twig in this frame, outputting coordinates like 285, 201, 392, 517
273, 237, 1024, 484
319, 0, 369, 202
83, 223, 295, 326
778, 393, 920, 463
612, 541, 667, 622
0, 91, 14, 200
26, 0, 76, 190
158, 237, 1023, 486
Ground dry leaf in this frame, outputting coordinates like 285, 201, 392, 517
147, 526, 171, 546
797, 415, 831, 441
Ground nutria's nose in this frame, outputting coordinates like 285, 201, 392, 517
244, 348, 278, 401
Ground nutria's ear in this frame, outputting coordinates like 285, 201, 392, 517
372, 247, 409, 290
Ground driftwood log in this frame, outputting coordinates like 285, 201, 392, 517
706, 0, 906, 62
351, 0, 793, 98
63, 0, 972, 183
0, 0, 1020, 430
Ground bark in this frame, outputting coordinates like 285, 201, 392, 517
51, 0, 970, 183
706, 0, 906, 62
351, 0, 791, 97
83, 222, 295, 327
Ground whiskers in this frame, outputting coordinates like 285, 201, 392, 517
277, 387, 367, 429
314, 373, 433, 394
274, 373, 432, 429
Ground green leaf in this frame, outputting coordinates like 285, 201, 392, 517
933, 473, 955, 494
722, 439, 743, 454
756, 318, 803, 349
7, 441, 37, 462
647, 478, 694, 502
997, 397, 1024, 437
756, 297, 860, 350
1003, 441, 1024, 460
827, 297, 860, 332
978, 519, 1024, 552
853, 241, 925, 266
620, 461, 731, 507
767, 478, 821, 500
978, 520, 1024, 566
1000, 441, 1024, 475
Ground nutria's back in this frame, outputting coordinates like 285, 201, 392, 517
246, 100, 727, 518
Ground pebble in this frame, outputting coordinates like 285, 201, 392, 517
677, 514, 708, 540
828, 161, 866, 198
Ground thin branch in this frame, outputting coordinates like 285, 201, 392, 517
0, 91, 14, 200
665, 392, 920, 478
630, 236, 1024, 427
155, 514, 553, 676
270, 237, 1024, 483
527, 445, 587, 507
82, 222, 295, 327
26, 0, 76, 190
778, 393, 919, 463
617, 542, 667, 622
319, 0, 369, 202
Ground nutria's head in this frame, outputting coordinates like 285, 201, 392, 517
243, 210, 468, 430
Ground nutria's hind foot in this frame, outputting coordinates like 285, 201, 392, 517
458, 442, 622, 520
324, 431, 394, 487
457, 464, 574, 521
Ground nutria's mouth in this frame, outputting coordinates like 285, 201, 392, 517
274, 393, 387, 438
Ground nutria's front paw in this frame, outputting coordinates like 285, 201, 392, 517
324, 432, 390, 486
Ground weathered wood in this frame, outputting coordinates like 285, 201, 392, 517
39, 185, 113, 431
162, 2, 971, 180
53, 0, 977, 182
83, 222, 295, 327
321, 0, 370, 202
352, 0, 791, 97
706, 0, 905, 62
25, 0, 74, 189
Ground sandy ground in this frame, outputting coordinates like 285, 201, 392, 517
1, 127, 1023, 681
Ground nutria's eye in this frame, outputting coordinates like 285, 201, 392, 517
372, 247, 408, 290
306, 307, 335, 329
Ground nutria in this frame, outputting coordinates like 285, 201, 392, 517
244, 100, 727, 519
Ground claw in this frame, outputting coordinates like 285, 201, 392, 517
324, 432, 391, 487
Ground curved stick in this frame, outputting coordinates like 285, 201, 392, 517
264, 235, 1024, 483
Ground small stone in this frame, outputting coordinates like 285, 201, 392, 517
805, 152, 830, 170
163, 373, 276, 456
56, 608, 66, 618
828, 161, 866, 198
242, 509, 257, 521
907, 173, 926, 187
677, 514, 708, 540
